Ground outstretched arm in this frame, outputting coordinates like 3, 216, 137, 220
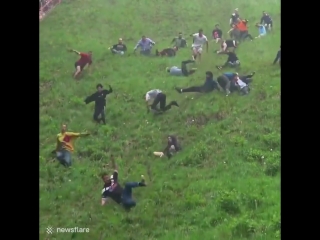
111, 155, 118, 172
102, 85, 113, 95
84, 92, 98, 104
68, 49, 80, 55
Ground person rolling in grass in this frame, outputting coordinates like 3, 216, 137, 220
166, 59, 197, 77
156, 46, 178, 57
101, 156, 147, 211
84, 84, 113, 125
218, 72, 255, 94
68, 49, 92, 79
144, 89, 179, 114
216, 51, 240, 69
175, 71, 221, 94
273, 46, 281, 67
52, 124, 90, 167
154, 135, 181, 159
216, 39, 238, 54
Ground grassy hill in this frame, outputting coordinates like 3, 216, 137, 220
39, 0, 281, 239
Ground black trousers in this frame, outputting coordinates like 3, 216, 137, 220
240, 31, 253, 40
182, 85, 213, 93
151, 93, 172, 111
93, 106, 106, 124
181, 60, 194, 76
217, 75, 231, 91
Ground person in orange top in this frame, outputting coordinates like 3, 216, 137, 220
237, 19, 253, 41
52, 124, 90, 167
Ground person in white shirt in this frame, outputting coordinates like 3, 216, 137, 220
234, 74, 250, 95
144, 89, 179, 114
189, 29, 208, 62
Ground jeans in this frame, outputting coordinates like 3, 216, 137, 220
56, 150, 72, 167
122, 182, 139, 209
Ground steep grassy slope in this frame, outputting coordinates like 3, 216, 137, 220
40, 0, 281, 239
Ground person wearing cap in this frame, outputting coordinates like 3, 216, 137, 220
133, 35, 155, 56
109, 38, 127, 55
171, 32, 187, 48
212, 24, 223, 43
84, 84, 113, 124
229, 8, 240, 27
216, 51, 240, 69
166, 59, 197, 76
175, 71, 221, 94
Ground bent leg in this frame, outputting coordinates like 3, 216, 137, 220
181, 60, 195, 75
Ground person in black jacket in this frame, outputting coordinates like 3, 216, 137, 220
109, 38, 127, 55
84, 84, 113, 124
260, 11, 273, 31
175, 71, 221, 93
155, 46, 178, 57
154, 135, 181, 158
273, 46, 281, 67
216, 52, 240, 69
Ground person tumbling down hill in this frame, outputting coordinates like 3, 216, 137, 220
216, 51, 240, 69
52, 124, 90, 167
133, 35, 155, 56
273, 46, 281, 67
154, 135, 181, 159
217, 39, 238, 54
218, 72, 255, 95
156, 46, 178, 57
84, 84, 113, 125
68, 49, 92, 79
109, 38, 127, 55
175, 71, 221, 94
255, 23, 267, 38
166, 60, 197, 76
101, 156, 146, 211
145, 89, 179, 114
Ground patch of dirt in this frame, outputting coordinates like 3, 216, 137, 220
40, 80, 53, 94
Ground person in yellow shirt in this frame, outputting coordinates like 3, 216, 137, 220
52, 124, 90, 167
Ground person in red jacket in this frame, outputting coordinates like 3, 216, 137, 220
68, 49, 92, 79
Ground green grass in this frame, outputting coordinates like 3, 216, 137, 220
39, 0, 281, 239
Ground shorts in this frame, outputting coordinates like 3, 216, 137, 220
192, 44, 203, 54
74, 62, 84, 71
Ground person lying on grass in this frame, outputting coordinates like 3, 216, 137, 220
51, 124, 90, 167
217, 72, 255, 95
101, 156, 146, 211
175, 71, 221, 94
109, 38, 127, 55
221, 72, 250, 95
171, 32, 187, 48
144, 89, 179, 114
84, 84, 113, 125
155, 46, 178, 57
166, 60, 196, 76
68, 49, 92, 79
154, 135, 181, 159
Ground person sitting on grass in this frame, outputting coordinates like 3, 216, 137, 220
109, 38, 127, 55
145, 89, 179, 114
154, 135, 181, 159
171, 32, 187, 48
68, 49, 92, 79
255, 23, 266, 38
133, 35, 155, 56
101, 156, 146, 211
216, 39, 238, 54
175, 71, 221, 94
216, 51, 240, 69
166, 60, 196, 76
52, 124, 90, 167
156, 46, 178, 57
